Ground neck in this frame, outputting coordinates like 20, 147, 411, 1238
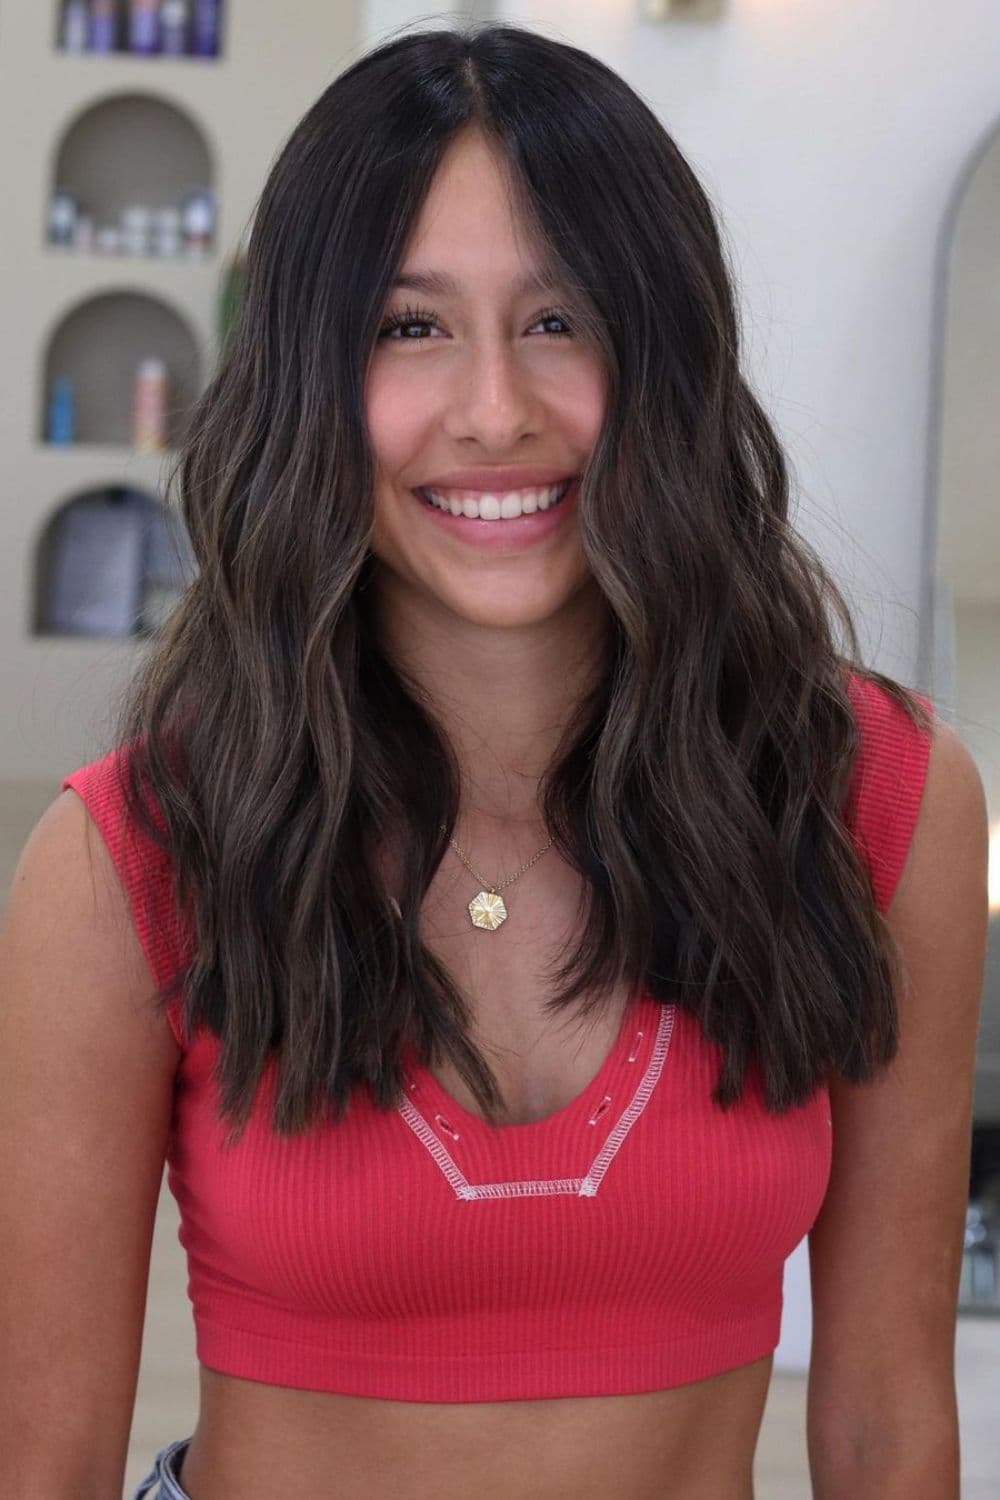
371, 567, 610, 826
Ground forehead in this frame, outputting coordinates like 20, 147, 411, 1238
395, 131, 559, 296
390, 267, 564, 297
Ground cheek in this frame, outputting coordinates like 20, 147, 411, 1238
364, 366, 428, 472
548, 362, 606, 449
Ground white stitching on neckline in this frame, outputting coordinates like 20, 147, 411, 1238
395, 1003, 675, 1200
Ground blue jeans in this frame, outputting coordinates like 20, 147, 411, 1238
131, 1437, 193, 1499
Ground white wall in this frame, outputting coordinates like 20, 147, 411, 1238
955, 603, 1000, 1120
361, 0, 1000, 1372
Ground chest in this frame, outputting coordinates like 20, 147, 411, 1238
165, 845, 835, 1405
415, 854, 631, 1127
426, 1003, 629, 1128
169, 997, 833, 1396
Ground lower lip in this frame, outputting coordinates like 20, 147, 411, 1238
411, 478, 580, 550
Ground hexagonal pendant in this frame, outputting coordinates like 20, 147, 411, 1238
468, 889, 508, 930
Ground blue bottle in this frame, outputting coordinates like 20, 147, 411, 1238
60, 0, 89, 53
191, 0, 221, 58
89, 0, 118, 53
128, 0, 160, 55
48, 376, 76, 445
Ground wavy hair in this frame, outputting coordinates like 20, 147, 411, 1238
108, 21, 934, 1143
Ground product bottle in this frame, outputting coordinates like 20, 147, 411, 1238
95, 225, 123, 255
160, 0, 191, 57
48, 376, 77, 445
138, 506, 195, 635
89, 0, 118, 53
128, 0, 160, 55
180, 189, 215, 258
120, 204, 153, 257
48, 190, 80, 247
61, 0, 90, 53
191, 0, 221, 58
152, 206, 183, 258
74, 214, 96, 253
132, 357, 169, 452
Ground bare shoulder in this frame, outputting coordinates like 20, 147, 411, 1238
896, 711, 986, 868
0, 787, 180, 1494
5, 785, 179, 1045
806, 714, 989, 1475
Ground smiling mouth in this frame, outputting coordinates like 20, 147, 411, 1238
413, 477, 575, 520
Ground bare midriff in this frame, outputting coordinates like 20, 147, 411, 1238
177, 1354, 774, 1500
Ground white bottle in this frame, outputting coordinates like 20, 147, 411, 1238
120, 204, 153, 258
61, 0, 90, 53
160, 0, 191, 57
152, 206, 183, 259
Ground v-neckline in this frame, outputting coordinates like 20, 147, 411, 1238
399, 990, 656, 1136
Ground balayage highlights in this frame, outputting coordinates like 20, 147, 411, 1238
108, 22, 932, 1143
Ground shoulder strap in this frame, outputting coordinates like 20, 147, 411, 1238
842, 672, 935, 915
61, 744, 191, 1046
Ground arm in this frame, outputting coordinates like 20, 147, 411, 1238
806, 718, 990, 1498
0, 789, 181, 1499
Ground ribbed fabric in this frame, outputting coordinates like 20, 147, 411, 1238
60, 670, 933, 1402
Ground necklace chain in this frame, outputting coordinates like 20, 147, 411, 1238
432, 821, 554, 931
438, 822, 553, 894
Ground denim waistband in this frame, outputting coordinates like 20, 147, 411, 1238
131, 1437, 193, 1500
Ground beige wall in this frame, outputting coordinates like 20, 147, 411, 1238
0, 2, 364, 783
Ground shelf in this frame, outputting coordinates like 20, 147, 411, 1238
35, 252, 220, 300
30, 441, 178, 480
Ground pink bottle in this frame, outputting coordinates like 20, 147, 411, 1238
132, 357, 169, 452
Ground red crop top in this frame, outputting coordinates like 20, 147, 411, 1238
60, 671, 934, 1402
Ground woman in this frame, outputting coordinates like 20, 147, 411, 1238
0, 21, 988, 1500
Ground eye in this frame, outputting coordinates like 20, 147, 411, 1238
534, 306, 573, 338
377, 303, 439, 341
376, 304, 574, 341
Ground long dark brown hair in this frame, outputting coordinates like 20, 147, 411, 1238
107, 21, 933, 1143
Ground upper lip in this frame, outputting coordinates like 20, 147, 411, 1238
417, 468, 576, 492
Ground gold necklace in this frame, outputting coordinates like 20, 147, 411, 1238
439, 821, 554, 931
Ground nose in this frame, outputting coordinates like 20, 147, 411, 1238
441, 338, 541, 451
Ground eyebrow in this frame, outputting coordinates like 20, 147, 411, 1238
390, 268, 563, 298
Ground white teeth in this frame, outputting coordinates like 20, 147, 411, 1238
419, 480, 571, 520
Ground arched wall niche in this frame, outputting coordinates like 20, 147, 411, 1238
33, 484, 196, 640
923, 110, 1000, 1283
40, 288, 201, 446
47, 91, 217, 256
920, 109, 1000, 694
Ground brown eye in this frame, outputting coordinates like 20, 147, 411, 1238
378, 304, 439, 340
377, 304, 574, 342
